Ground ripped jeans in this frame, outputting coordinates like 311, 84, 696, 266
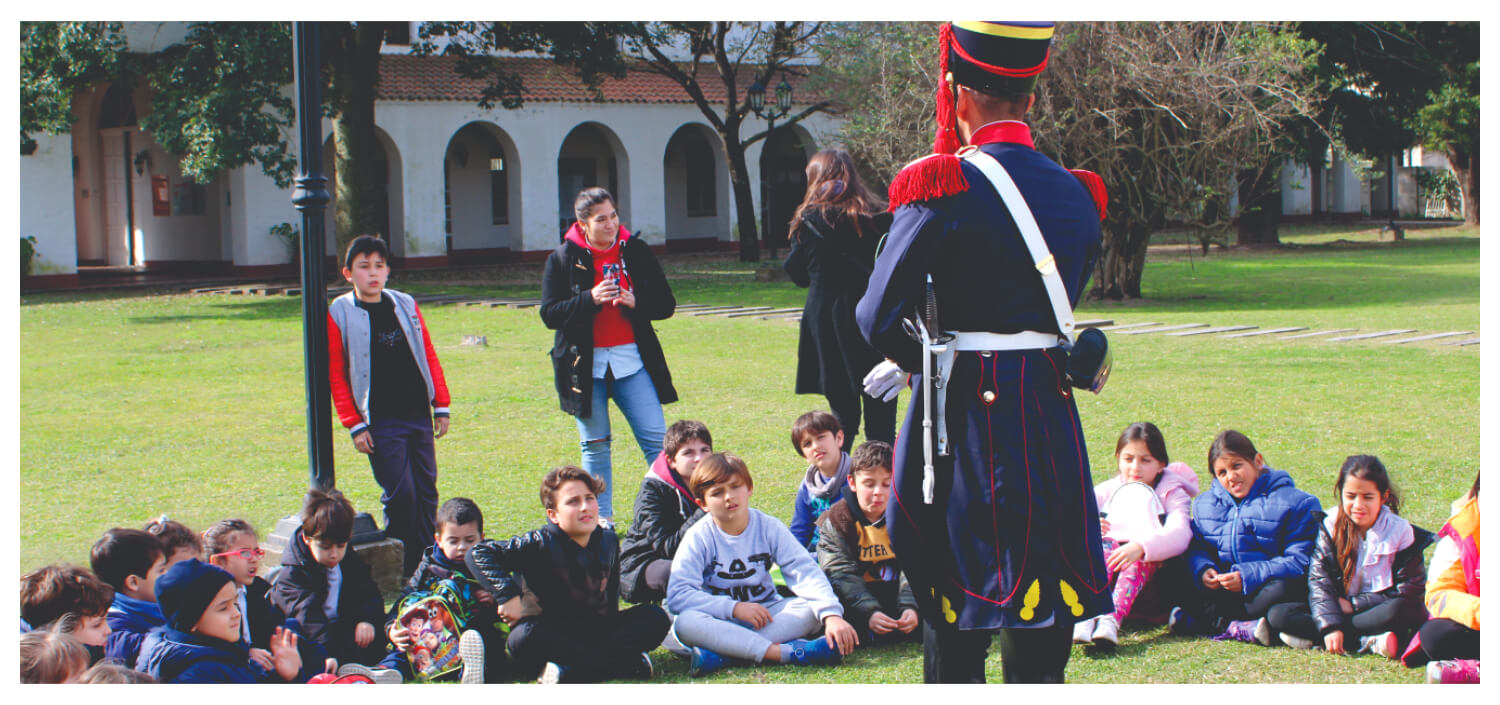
574, 369, 666, 519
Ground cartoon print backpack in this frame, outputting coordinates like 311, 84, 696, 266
393, 575, 477, 681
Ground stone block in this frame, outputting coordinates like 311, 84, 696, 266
262, 513, 407, 604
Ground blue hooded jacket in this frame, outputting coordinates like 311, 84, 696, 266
1187, 467, 1323, 596
136, 627, 276, 684
105, 593, 165, 669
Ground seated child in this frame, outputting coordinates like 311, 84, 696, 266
90, 528, 168, 668
19, 563, 113, 662
1075, 422, 1199, 647
789, 411, 851, 553
1172, 430, 1322, 643
204, 518, 330, 682
78, 661, 158, 683
620, 419, 713, 604
268, 488, 387, 667
371, 497, 504, 684
815, 441, 919, 645
1410, 473, 1479, 683
466, 466, 670, 684
667, 452, 857, 677
1266, 455, 1430, 657
136, 559, 303, 683
145, 516, 203, 568
19, 625, 91, 683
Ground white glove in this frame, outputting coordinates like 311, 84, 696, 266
862, 360, 907, 402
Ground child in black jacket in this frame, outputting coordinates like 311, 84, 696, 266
467, 465, 670, 683
619, 419, 712, 604
268, 489, 387, 667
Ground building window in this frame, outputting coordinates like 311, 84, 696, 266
685, 138, 716, 217
382, 22, 411, 45
490, 153, 509, 225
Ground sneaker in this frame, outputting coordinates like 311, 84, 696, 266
687, 646, 728, 678
1358, 631, 1399, 659
1213, 619, 1260, 644
661, 624, 691, 657
1252, 617, 1275, 646
782, 636, 842, 667
537, 661, 569, 684
458, 629, 485, 684
1279, 632, 1318, 649
1426, 659, 1480, 684
1169, 606, 1199, 636
1072, 617, 1096, 645
334, 663, 403, 684
1091, 615, 1120, 648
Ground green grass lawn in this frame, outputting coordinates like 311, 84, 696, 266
19, 224, 1478, 683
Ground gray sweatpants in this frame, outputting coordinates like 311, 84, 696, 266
671, 596, 823, 662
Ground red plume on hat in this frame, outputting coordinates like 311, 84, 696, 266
933, 22, 963, 155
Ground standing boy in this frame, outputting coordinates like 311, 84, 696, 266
90, 528, 168, 668
466, 466, 670, 683
667, 452, 858, 677
620, 419, 713, 604
269, 488, 388, 667
328, 234, 452, 577
789, 411, 851, 553
816, 441, 920, 645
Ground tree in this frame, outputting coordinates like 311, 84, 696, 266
20, 22, 126, 155
621, 22, 831, 262
1300, 22, 1479, 225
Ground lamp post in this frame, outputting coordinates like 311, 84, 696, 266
292, 21, 336, 490
747, 75, 794, 259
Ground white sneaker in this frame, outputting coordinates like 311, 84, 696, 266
1253, 617, 1275, 646
1279, 632, 1318, 649
335, 663, 403, 684
459, 629, 485, 684
1072, 617, 1096, 644
661, 622, 692, 657
1359, 631, 1400, 659
1091, 615, 1120, 648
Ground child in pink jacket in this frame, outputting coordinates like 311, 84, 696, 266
1075, 422, 1199, 647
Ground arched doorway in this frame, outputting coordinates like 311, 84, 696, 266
759, 124, 815, 254
557, 123, 630, 239
92, 83, 139, 266
662, 124, 729, 252
443, 122, 521, 263
321, 127, 405, 259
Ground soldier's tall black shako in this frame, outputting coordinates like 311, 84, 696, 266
855, 21, 1113, 683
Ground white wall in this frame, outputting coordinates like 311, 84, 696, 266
1328, 153, 1364, 214
1280, 161, 1312, 216
20, 134, 78, 275
133, 135, 223, 263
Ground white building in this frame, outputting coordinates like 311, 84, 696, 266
20, 22, 839, 288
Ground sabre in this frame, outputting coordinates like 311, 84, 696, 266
902, 275, 951, 505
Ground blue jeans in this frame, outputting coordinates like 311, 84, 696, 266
575, 369, 666, 519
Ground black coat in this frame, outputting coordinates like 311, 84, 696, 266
540, 233, 678, 417
1308, 521, 1434, 634
618, 455, 706, 604
267, 528, 387, 658
465, 522, 620, 624
784, 210, 892, 396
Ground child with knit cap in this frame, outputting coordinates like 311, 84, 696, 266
135, 559, 303, 683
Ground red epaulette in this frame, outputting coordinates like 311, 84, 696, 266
1069, 168, 1108, 221
887, 153, 969, 210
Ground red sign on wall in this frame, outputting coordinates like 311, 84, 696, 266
151, 175, 170, 216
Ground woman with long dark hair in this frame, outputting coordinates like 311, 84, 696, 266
541, 187, 677, 525
783, 149, 895, 450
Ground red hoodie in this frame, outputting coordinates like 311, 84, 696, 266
565, 222, 636, 348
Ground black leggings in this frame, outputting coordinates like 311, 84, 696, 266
922, 620, 1073, 684
1417, 618, 1480, 661
1266, 596, 1425, 643
507, 605, 669, 682
1179, 577, 1304, 632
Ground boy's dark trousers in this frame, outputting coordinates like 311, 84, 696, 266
1266, 596, 1426, 645
367, 416, 439, 577
1178, 576, 1304, 633
377, 619, 508, 683
922, 621, 1072, 683
506, 605, 669, 682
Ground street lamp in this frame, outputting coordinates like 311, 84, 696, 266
747, 75, 794, 258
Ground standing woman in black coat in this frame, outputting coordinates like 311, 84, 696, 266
541, 187, 678, 525
783, 150, 896, 451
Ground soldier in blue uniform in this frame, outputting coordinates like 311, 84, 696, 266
855, 21, 1113, 683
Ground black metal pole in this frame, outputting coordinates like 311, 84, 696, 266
765, 114, 777, 260
292, 21, 336, 490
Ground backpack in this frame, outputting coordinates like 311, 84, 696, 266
392, 576, 477, 681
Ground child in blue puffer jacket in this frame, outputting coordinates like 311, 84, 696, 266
1170, 430, 1322, 644
136, 559, 303, 683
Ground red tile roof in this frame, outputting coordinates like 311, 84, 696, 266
378, 54, 823, 106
